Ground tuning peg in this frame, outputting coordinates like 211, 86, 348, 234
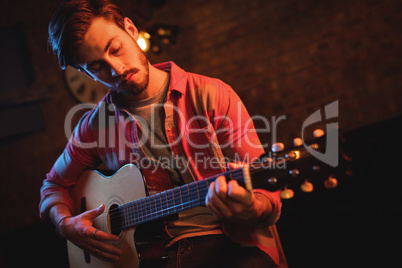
293, 137, 303, 147
313, 129, 325, 138
280, 187, 294, 199
300, 180, 314, 192
324, 175, 338, 189
271, 142, 284, 152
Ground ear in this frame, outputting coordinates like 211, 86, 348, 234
124, 17, 139, 40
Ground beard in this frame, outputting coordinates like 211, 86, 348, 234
113, 49, 150, 96
116, 68, 149, 96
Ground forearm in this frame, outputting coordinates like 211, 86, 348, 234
39, 178, 75, 221
49, 203, 72, 226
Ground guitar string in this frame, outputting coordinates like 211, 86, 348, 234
109, 169, 263, 233
104, 168, 247, 217
99, 186, 211, 233
95, 180, 214, 227
94, 165, 269, 228
89, 161, 284, 233
110, 161, 299, 232
109, 188, 211, 233
113, 188, 209, 227
96, 175, 238, 227
96, 168, 263, 232
87, 153, 301, 232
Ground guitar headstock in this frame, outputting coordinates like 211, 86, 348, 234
249, 128, 352, 199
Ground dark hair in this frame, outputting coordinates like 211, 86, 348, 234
48, 0, 125, 69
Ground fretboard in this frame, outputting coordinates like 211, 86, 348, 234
115, 168, 245, 230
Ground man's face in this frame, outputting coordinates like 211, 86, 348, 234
74, 17, 149, 96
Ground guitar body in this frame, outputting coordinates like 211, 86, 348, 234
68, 164, 145, 268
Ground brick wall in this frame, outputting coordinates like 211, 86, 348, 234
148, 0, 402, 145
0, 0, 401, 233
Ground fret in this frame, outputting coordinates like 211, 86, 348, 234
158, 192, 163, 217
147, 196, 154, 221
173, 187, 182, 212
145, 196, 152, 220
131, 201, 136, 225
155, 193, 162, 218
135, 200, 140, 224
181, 184, 191, 210
140, 198, 145, 221
146, 198, 150, 221
167, 190, 174, 214
172, 190, 177, 213
197, 180, 209, 205
196, 182, 201, 205
142, 198, 147, 221
179, 187, 183, 210
132, 201, 138, 226
132, 202, 137, 226
188, 181, 200, 207
121, 206, 126, 228
122, 204, 128, 229
141, 198, 147, 222
151, 194, 157, 219
153, 195, 159, 220
153, 195, 158, 219
126, 203, 134, 228
121, 204, 126, 228
126, 203, 132, 227
130, 200, 140, 226
161, 191, 168, 216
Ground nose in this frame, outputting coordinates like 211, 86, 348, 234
109, 60, 125, 77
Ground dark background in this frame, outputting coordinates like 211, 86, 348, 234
0, 0, 401, 267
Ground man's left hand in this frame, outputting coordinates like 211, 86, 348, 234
205, 164, 272, 226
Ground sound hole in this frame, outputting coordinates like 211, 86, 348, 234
109, 204, 122, 236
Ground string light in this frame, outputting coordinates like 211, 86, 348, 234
136, 25, 179, 54
137, 31, 151, 52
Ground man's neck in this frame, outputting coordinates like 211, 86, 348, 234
124, 63, 169, 101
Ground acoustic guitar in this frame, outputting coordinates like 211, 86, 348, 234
67, 130, 351, 267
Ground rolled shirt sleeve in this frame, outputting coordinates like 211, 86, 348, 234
39, 111, 100, 221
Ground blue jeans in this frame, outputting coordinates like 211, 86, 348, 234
164, 234, 277, 268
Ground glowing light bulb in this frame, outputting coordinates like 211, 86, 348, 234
137, 31, 151, 52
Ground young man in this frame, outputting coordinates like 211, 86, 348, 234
40, 0, 282, 267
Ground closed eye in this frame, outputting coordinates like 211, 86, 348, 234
88, 62, 104, 74
111, 44, 122, 55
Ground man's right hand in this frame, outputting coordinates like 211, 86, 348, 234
55, 204, 123, 262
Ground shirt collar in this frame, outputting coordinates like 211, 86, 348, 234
153, 61, 187, 95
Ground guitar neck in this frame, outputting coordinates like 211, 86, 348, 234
117, 168, 245, 230
111, 130, 350, 232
